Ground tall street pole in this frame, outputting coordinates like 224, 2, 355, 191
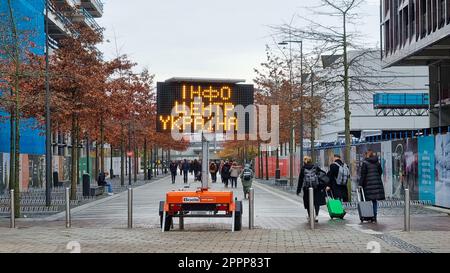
45, 0, 52, 207
299, 41, 304, 169
288, 31, 294, 187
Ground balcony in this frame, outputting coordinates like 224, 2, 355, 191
70, 7, 101, 31
79, 0, 103, 18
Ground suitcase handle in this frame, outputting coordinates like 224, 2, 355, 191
325, 189, 335, 200
357, 186, 367, 202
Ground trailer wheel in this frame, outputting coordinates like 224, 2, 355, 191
234, 201, 243, 231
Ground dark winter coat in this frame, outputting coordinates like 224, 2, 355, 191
182, 161, 190, 172
327, 159, 349, 202
169, 163, 178, 174
297, 164, 326, 208
221, 163, 231, 179
359, 156, 385, 201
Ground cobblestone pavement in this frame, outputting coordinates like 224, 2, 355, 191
0, 174, 449, 253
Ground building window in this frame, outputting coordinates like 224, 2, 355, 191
439, 0, 445, 28
404, 7, 409, 46
410, 1, 416, 40
385, 20, 391, 54
421, 0, 427, 38
447, 0, 450, 24
427, 0, 432, 34
432, 0, 438, 31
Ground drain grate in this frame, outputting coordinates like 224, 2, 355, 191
374, 234, 432, 253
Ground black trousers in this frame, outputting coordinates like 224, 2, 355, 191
171, 173, 176, 184
223, 178, 229, 187
230, 177, 238, 188
183, 171, 188, 183
211, 172, 217, 182
305, 204, 320, 217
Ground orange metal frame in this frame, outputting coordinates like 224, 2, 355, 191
164, 189, 235, 214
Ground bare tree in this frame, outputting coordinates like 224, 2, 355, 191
272, 1, 393, 198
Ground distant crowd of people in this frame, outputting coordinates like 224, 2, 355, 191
167, 159, 254, 199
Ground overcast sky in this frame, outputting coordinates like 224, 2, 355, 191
97, 0, 381, 84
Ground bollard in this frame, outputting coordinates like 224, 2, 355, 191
161, 210, 166, 233
128, 188, 133, 229
179, 213, 184, 230
65, 188, 71, 228
10, 189, 15, 229
249, 188, 255, 230
309, 187, 315, 230
404, 188, 410, 232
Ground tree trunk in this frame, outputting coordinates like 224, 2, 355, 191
76, 120, 80, 185
70, 113, 77, 200
14, 98, 20, 218
143, 140, 147, 180
9, 107, 15, 196
134, 147, 138, 183
95, 142, 99, 181
110, 144, 114, 179
120, 125, 125, 186
150, 146, 153, 178
8, 0, 21, 216
100, 115, 104, 175
310, 71, 316, 163
343, 13, 352, 200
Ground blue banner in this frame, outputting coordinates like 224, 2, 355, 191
418, 136, 435, 203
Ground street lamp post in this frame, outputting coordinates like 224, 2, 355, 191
279, 38, 303, 187
45, 0, 52, 206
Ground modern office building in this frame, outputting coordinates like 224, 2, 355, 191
381, 0, 450, 128
318, 50, 430, 142
0, 0, 103, 192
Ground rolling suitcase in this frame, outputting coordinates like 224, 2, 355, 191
357, 187, 376, 223
326, 191, 346, 219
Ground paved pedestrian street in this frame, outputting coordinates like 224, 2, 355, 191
0, 175, 449, 253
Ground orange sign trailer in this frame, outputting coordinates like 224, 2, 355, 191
159, 134, 243, 232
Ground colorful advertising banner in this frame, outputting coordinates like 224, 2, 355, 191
381, 141, 393, 199
392, 140, 406, 200
418, 136, 435, 203
405, 138, 419, 200
435, 133, 450, 208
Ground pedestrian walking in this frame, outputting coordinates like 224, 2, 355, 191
182, 159, 190, 184
230, 162, 241, 188
296, 156, 328, 223
327, 154, 350, 202
209, 161, 218, 183
359, 149, 385, 223
178, 161, 183, 175
169, 160, 178, 184
221, 161, 231, 188
240, 164, 253, 199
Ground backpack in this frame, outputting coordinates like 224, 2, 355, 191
334, 162, 350, 186
303, 167, 319, 189
242, 169, 252, 181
